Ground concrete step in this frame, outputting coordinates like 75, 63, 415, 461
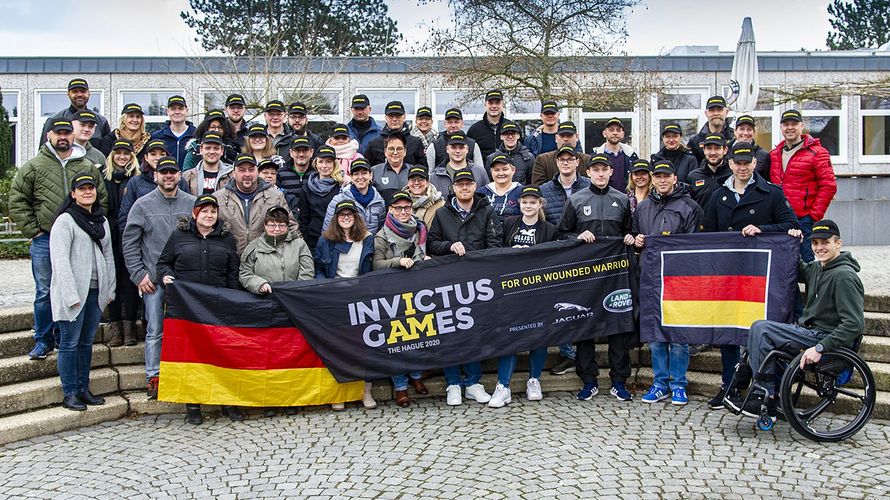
0, 367, 121, 417
0, 345, 110, 386
0, 395, 128, 447
0, 330, 34, 359
860, 335, 890, 363
865, 294, 890, 314
866, 312, 890, 337
0, 307, 32, 335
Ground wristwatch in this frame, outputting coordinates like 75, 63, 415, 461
814, 343, 825, 353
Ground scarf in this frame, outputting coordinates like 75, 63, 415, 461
62, 198, 106, 246
350, 184, 376, 208
306, 172, 338, 196
411, 184, 444, 210
328, 138, 360, 159
117, 129, 150, 154
382, 213, 427, 259
410, 124, 438, 150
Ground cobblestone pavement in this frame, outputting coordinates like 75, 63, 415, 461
0, 394, 888, 499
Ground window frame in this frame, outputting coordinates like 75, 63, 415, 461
649, 86, 710, 156
794, 95, 848, 165
117, 89, 186, 134
354, 88, 420, 126
431, 88, 485, 132
721, 84, 783, 151
34, 88, 104, 147
278, 88, 343, 124
2, 89, 20, 167
857, 94, 890, 164
197, 88, 266, 124
578, 107, 640, 155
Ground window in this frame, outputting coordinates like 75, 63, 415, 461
34, 89, 104, 146
355, 89, 418, 127
650, 87, 709, 155
119, 90, 185, 134
199, 89, 266, 123
859, 95, 890, 163
280, 89, 342, 137
2, 91, 19, 167
580, 95, 638, 155
796, 96, 847, 163
505, 90, 545, 138
431, 90, 484, 132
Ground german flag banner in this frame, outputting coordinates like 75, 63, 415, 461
158, 283, 363, 406
640, 232, 799, 345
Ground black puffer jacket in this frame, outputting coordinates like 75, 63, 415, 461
485, 144, 536, 184
365, 124, 428, 169
650, 147, 699, 184
156, 217, 240, 289
297, 173, 341, 251
428, 194, 503, 255
632, 183, 702, 236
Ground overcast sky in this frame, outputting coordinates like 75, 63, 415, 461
0, 0, 833, 57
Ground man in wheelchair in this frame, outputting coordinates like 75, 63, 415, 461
725, 219, 865, 421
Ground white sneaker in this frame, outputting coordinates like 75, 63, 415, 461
488, 383, 512, 408
446, 384, 462, 406
362, 382, 377, 409
331, 402, 345, 411
465, 383, 491, 403
526, 378, 543, 401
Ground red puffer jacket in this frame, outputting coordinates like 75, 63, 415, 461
769, 135, 837, 221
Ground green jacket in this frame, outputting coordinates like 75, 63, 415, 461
798, 251, 865, 351
238, 229, 314, 293
9, 144, 108, 239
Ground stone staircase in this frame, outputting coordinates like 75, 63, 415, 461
1, 298, 889, 447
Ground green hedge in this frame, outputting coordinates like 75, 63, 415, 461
0, 233, 29, 259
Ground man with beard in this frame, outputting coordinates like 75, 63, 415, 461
591, 117, 639, 192
278, 136, 315, 213
224, 94, 250, 148
686, 134, 731, 212
11, 119, 108, 359
287, 101, 322, 152
41, 78, 111, 146
650, 122, 698, 184
365, 101, 428, 168
347, 94, 381, 156
122, 156, 196, 399
687, 95, 734, 163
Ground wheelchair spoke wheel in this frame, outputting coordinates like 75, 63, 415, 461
779, 348, 876, 442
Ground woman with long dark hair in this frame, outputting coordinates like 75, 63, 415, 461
182, 109, 239, 171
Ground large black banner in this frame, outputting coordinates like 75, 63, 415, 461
273, 239, 638, 382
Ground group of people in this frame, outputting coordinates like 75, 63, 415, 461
10, 78, 858, 428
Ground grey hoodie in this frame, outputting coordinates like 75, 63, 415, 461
122, 187, 197, 285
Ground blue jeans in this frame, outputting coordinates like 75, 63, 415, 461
143, 286, 165, 381
57, 289, 101, 396
391, 372, 422, 391
649, 342, 689, 390
720, 344, 741, 388
443, 362, 482, 387
495, 348, 547, 386
30, 234, 55, 347
558, 343, 575, 360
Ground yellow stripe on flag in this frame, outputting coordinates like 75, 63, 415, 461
662, 300, 766, 328
158, 361, 364, 407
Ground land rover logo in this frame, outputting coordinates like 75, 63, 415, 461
603, 289, 633, 313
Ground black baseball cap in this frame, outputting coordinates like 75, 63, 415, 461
730, 141, 756, 162
315, 145, 336, 159
335, 199, 359, 213
331, 123, 349, 137
111, 139, 134, 152
587, 154, 611, 167
540, 101, 559, 114
350, 158, 371, 172
121, 103, 144, 115
447, 133, 468, 146
735, 114, 756, 128
258, 158, 278, 171
706, 95, 727, 109
386, 190, 413, 207
519, 185, 543, 199
416, 106, 433, 118
264, 100, 286, 113
630, 159, 651, 173
200, 132, 224, 145
288, 102, 307, 115
67, 78, 89, 91
485, 89, 504, 101
73, 110, 98, 124
384, 101, 406, 116
247, 123, 267, 137
451, 168, 476, 184
556, 145, 578, 158
234, 154, 258, 167
50, 119, 73, 132
605, 117, 624, 130
225, 94, 245, 107
661, 122, 682, 136
781, 109, 802, 123
500, 121, 520, 135
156, 156, 180, 172
205, 109, 225, 121
290, 136, 312, 150
408, 166, 429, 180
351, 94, 370, 109
444, 108, 463, 120
70, 173, 97, 190
167, 95, 187, 107
489, 153, 513, 167
194, 194, 219, 208
146, 139, 168, 154
557, 121, 577, 135
651, 159, 676, 175
811, 219, 841, 240
702, 134, 726, 147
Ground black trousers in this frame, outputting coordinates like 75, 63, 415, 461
107, 228, 140, 322
575, 331, 633, 385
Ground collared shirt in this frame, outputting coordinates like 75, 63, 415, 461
450, 197, 471, 220
724, 175, 755, 202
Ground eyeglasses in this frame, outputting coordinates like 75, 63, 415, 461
391, 206, 412, 213
337, 212, 355, 219
557, 157, 577, 164
265, 223, 287, 229
386, 147, 405, 153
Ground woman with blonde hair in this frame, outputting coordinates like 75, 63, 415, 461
626, 159, 653, 215
242, 123, 278, 164
99, 103, 151, 160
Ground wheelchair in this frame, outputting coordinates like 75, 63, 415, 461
723, 341, 876, 442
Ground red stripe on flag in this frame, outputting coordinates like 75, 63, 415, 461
662, 275, 766, 302
161, 318, 325, 370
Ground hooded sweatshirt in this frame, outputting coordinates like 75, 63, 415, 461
798, 252, 864, 351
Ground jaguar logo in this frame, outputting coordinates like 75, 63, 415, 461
554, 303, 591, 312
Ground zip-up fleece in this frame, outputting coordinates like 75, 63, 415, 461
798, 252, 864, 350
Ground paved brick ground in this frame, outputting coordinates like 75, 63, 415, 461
0, 393, 887, 499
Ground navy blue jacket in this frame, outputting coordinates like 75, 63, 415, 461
347, 117, 382, 156
539, 174, 591, 225
703, 172, 800, 233
314, 235, 375, 279
150, 122, 197, 167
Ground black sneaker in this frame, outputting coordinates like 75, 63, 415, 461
688, 344, 711, 356
223, 405, 245, 422
741, 391, 777, 421
550, 357, 575, 375
708, 386, 739, 410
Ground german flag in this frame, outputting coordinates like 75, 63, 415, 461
661, 249, 769, 328
158, 281, 363, 406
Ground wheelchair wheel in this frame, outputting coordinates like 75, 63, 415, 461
779, 347, 876, 442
